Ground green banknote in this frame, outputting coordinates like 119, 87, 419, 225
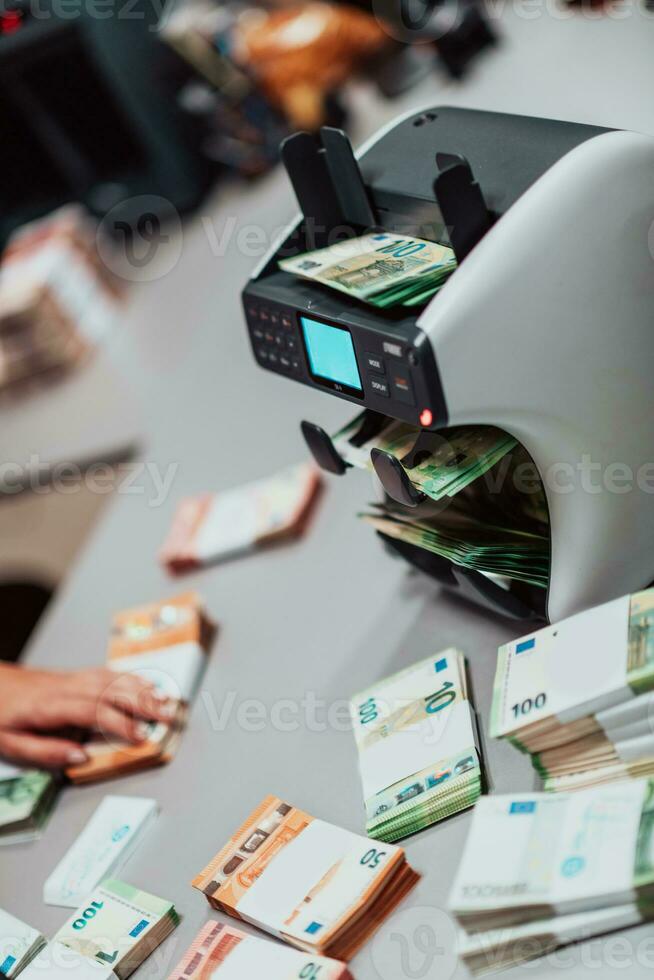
280, 232, 456, 309
54, 878, 178, 979
333, 414, 518, 504
350, 650, 482, 842
0, 767, 58, 844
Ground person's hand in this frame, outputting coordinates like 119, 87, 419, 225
0, 663, 179, 769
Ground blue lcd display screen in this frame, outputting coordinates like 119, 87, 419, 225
300, 316, 362, 394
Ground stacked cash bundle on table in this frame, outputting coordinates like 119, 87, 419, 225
0, 763, 58, 844
168, 920, 352, 980
449, 780, 654, 975
350, 650, 482, 841
0, 908, 45, 978
159, 462, 321, 573
490, 589, 654, 791
67, 593, 215, 784
21, 879, 177, 980
280, 233, 456, 309
333, 411, 549, 589
193, 794, 419, 960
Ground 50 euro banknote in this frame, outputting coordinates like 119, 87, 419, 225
192, 795, 419, 961
159, 463, 321, 574
66, 593, 215, 784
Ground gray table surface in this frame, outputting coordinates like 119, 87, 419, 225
2, 10, 654, 980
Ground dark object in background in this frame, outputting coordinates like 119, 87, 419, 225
0, 581, 52, 662
0, 0, 210, 246
372, 0, 497, 79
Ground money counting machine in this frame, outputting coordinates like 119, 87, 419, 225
242, 106, 654, 624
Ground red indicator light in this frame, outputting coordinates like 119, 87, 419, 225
419, 408, 433, 427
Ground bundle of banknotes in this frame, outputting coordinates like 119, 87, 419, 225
0, 907, 45, 978
490, 589, 654, 791
159, 463, 321, 573
168, 920, 352, 980
280, 233, 457, 309
192, 794, 419, 960
333, 412, 549, 588
66, 593, 215, 784
22, 879, 177, 980
44, 796, 158, 908
350, 650, 482, 842
0, 762, 58, 845
449, 779, 654, 975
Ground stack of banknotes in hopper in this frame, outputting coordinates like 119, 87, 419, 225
67, 593, 215, 784
350, 650, 482, 842
0, 762, 59, 844
0, 907, 45, 977
159, 462, 321, 573
333, 411, 550, 590
449, 779, 654, 975
168, 920, 352, 980
192, 794, 419, 960
22, 879, 178, 980
490, 589, 654, 791
280, 233, 457, 309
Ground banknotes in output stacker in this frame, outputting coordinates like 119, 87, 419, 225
490, 588, 654, 791
449, 779, 654, 975
159, 463, 321, 573
0, 762, 58, 845
280, 233, 457, 309
168, 920, 352, 980
67, 593, 215, 784
350, 650, 483, 842
192, 794, 419, 960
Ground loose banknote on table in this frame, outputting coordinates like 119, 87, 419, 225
52, 878, 178, 979
448, 779, 654, 974
167, 920, 352, 980
44, 796, 158, 908
280, 233, 457, 309
159, 463, 322, 573
490, 588, 654, 790
67, 593, 215, 784
192, 794, 419, 960
0, 907, 45, 978
0, 762, 58, 845
350, 649, 482, 842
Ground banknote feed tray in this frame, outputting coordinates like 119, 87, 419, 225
243, 106, 654, 625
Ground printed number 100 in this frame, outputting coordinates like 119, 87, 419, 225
511, 692, 546, 718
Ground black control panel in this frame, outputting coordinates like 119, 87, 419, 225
242, 273, 447, 430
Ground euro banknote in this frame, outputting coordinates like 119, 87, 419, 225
490, 589, 654, 753
66, 593, 215, 784
44, 796, 158, 908
159, 463, 321, 574
192, 795, 419, 960
0, 763, 58, 844
0, 908, 45, 978
350, 650, 482, 842
19, 943, 117, 980
333, 414, 516, 502
280, 233, 456, 309
54, 878, 178, 979
167, 920, 352, 980
448, 779, 654, 933
458, 903, 648, 976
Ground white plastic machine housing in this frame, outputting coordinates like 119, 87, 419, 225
417, 129, 654, 622
245, 109, 654, 624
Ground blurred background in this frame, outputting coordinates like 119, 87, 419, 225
0, 0, 651, 660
